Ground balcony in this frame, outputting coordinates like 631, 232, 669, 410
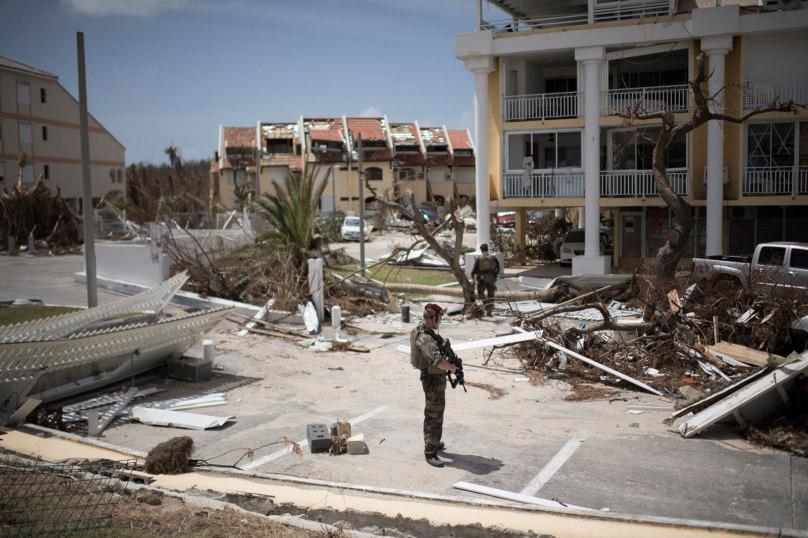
600, 169, 689, 198
743, 167, 808, 196
481, 0, 675, 34
502, 170, 585, 198
503, 92, 580, 122
600, 85, 690, 116
503, 85, 689, 122
744, 78, 808, 109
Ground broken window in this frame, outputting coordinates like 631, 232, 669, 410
266, 139, 293, 154
366, 167, 383, 181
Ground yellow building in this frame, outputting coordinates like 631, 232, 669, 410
0, 56, 125, 204
456, 1, 808, 272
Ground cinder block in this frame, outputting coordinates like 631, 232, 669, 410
167, 357, 212, 383
307, 424, 332, 453
347, 433, 365, 455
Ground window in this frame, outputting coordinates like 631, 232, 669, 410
117, 169, 123, 182
455, 169, 473, 184
19, 123, 32, 144
40, 88, 46, 103
791, 248, 808, 270
429, 169, 446, 183
22, 164, 33, 184
42, 126, 47, 141
398, 168, 416, 181
758, 246, 786, 266
266, 139, 293, 154
609, 127, 687, 170
747, 122, 795, 168
366, 167, 383, 181
17, 82, 30, 105
0, 162, 4, 182
44, 165, 49, 179
506, 131, 582, 171
109, 168, 115, 181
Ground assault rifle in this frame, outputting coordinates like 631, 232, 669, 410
424, 327, 466, 392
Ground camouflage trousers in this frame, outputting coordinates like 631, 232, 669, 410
421, 370, 446, 456
477, 281, 497, 314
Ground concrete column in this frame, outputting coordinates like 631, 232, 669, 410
308, 258, 324, 322
466, 56, 496, 251
555, 207, 566, 221
702, 36, 733, 258
577, 206, 585, 228
573, 46, 609, 275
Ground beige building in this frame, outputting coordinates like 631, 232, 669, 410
214, 115, 476, 215
0, 57, 125, 203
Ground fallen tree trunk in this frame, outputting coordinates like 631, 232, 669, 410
379, 282, 567, 303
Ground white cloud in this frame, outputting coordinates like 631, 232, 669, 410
60, 0, 188, 17
359, 105, 382, 118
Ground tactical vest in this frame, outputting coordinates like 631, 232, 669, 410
410, 324, 444, 374
478, 254, 498, 283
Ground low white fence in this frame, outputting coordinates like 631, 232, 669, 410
600, 169, 689, 197
502, 170, 585, 198
744, 78, 808, 109
743, 167, 808, 196
601, 85, 689, 116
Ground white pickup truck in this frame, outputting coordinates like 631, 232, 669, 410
692, 242, 808, 293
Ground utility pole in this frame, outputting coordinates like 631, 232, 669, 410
331, 166, 336, 212
77, 31, 97, 307
357, 134, 365, 278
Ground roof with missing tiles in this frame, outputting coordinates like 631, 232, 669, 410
419, 127, 448, 146
261, 123, 297, 139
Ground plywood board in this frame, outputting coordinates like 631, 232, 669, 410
708, 342, 773, 367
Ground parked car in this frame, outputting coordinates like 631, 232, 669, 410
692, 242, 808, 293
402, 205, 443, 225
528, 210, 552, 225
340, 216, 371, 242
559, 228, 612, 266
319, 211, 346, 224
493, 211, 516, 227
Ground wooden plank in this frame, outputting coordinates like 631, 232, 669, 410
236, 299, 274, 337
244, 326, 304, 340
708, 342, 773, 368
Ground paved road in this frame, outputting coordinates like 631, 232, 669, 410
1, 252, 805, 533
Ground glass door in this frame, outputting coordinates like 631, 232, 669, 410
621, 213, 644, 259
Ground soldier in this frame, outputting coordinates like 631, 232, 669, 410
410, 303, 458, 468
471, 244, 500, 316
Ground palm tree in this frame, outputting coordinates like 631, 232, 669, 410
251, 165, 327, 266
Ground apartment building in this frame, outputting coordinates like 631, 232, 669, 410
214, 115, 475, 214
456, 1, 808, 273
0, 57, 125, 203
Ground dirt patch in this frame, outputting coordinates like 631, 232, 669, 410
466, 382, 508, 400
113, 493, 331, 538
564, 384, 621, 402
145, 436, 195, 475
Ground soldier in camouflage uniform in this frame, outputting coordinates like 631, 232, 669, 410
410, 303, 458, 468
471, 244, 500, 316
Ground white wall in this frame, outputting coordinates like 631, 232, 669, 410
94, 242, 171, 288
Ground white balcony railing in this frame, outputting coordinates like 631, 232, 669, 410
482, 14, 589, 32
743, 167, 808, 196
593, 0, 672, 22
600, 169, 689, 197
744, 78, 808, 109
503, 92, 580, 122
503, 170, 585, 198
601, 85, 690, 116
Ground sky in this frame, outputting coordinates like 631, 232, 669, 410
0, 0, 504, 164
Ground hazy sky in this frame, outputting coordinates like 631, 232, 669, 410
0, 0, 504, 164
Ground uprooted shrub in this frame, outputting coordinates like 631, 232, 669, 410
0, 179, 80, 248
145, 436, 195, 475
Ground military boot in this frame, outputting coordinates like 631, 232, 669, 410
425, 454, 445, 467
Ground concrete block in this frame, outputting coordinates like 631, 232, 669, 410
307, 424, 332, 453
167, 357, 212, 383
338, 421, 351, 438
347, 433, 365, 455
692, 5, 739, 38
572, 255, 610, 276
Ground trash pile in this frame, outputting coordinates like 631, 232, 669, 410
0, 178, 81, 249
510, 269, 808, 454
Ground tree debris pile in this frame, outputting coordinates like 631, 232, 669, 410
0, 179, 81, 248
145, 436, 195, 475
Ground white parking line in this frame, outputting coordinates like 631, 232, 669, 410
241, 406, 388, 471
519, 438, 584, 496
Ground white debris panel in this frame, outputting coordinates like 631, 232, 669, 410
132, 407, 234, 430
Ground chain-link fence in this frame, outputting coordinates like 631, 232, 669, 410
0, 459, 136, 536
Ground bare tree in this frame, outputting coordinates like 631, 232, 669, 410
614, 52, 804, 285
17, 151, 28, 188
226, 146, 256, 204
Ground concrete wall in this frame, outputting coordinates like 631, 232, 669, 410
94, 242, 171, 288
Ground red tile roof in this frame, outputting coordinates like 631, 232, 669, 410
210, 160, 219, 172
395, 154, 425, 165
420, 127, 448, 146
261, 123, 297, 139
448, 130, 474, 151
346, 118, 386, 142
223, 127, 255, 148
453, 156, 475, 166
309, 129, 344, 142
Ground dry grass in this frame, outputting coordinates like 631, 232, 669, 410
111, 494, 337, 538
466, 382, 508, 400
144, 436, 194, 475
564, 384, 621, 402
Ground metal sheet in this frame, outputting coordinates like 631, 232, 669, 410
131, 407, 234, 430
